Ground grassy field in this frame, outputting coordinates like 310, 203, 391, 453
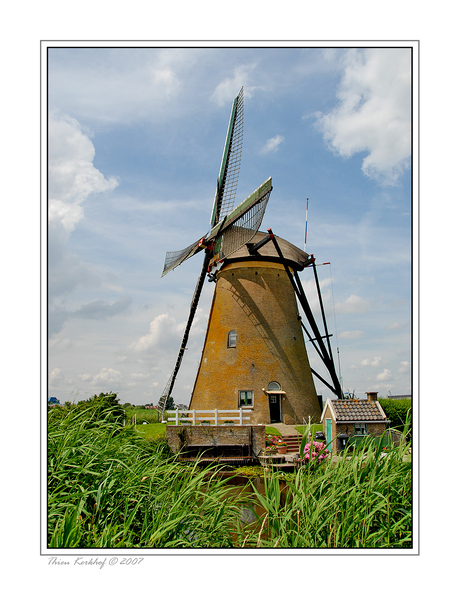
134, 422, 166, 440
48, 403, 412, 548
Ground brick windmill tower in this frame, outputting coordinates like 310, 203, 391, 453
158, 88, 342, 424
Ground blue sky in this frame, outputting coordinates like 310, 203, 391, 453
47, 44, 413, 405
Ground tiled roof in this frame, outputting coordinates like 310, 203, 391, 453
331, 400, 386, 422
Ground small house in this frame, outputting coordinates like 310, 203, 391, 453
48, 396, 60, 406
321, 391, 387, 454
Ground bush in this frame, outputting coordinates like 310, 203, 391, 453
378, 399, 411, 435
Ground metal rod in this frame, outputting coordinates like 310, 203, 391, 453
267, 229, 343, 399
310, 368, 337, 394
311, 258, 334, 362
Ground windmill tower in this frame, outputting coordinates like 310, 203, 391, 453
159, 88, 342, 423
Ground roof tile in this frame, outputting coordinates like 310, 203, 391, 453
330, 400, 386, 422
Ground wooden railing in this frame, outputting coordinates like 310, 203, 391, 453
165, 409, 251, 426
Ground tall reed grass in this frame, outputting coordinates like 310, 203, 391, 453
48, 405, 244, 548
48, 404, 412, 549
237, 430, 412, 548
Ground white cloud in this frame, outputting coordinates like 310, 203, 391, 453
48, 112, 118, 232
130, 313, 182, 352
362, 356, 384, 368
349, 355, 384, 369
211, 65, 257, 106
398, 361, 410, 374
91, 368, 123, 385
335, 294, 370, 314
385, 321, 403, 330
49, 368, 63, 383
339, 330, 364, 339
314, 48, 411, 185
261, 135, 285, 154
376, 368, 392, 381
48, 113, 124, 309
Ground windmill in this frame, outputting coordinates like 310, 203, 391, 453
158, 87, 342, 423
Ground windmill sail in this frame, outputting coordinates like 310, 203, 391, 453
161, 177, 273, 278
161, 237, 205, 278
209, 177, 272, 264
210, 87, 244, 227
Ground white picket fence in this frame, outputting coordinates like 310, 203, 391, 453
166, 409, 251, 426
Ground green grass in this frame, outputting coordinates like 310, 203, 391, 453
264, 426, 282, 435
48, 405, 245, 548
135, 422, 166, 440
125, 407, 160, 424
295, 423, 323, 435
48, 405, 412, 548
239, 432, 412, 548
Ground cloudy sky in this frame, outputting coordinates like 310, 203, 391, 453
46, 43, 414, 406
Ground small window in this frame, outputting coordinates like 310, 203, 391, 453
239, 390, 253, 407
228, 330, 237, 348
268, 381, 281, 391
354, 423, 368, 436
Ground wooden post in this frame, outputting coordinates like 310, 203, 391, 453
239, 409, 243, 425
192, 410, 196, 425
215, 409, 218, 425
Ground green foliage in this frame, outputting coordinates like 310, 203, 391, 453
74, 392, 125, 425
378, 399, 412, 434
295, 423, 323, 436
232, 466, 264, 478
238, 432, 412, 548
48, 392, 126, 426
48, 405, 242, 548
48, 402, 412, 549
264, 426, 282, 436
165, 396, 175, 410
125, 407, 160, 424
135, 423, 166, 441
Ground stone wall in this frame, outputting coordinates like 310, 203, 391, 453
166, 424, 266, 457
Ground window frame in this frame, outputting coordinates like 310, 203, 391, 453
238, 390, 253, 408
227, 330, 237, 348
267, 381, 281, 391
354, 423, 368, 436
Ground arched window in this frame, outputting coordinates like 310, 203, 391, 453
227, 330, 237, 348
268, 381, 281, 391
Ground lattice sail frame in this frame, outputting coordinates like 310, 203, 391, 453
161, 177, 272, 277
210, 87, 244, 227
161, 238, 204, 278
213, 186, 272, 264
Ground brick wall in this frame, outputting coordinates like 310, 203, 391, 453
189, 260, 321, 425
166, 424, 266, 457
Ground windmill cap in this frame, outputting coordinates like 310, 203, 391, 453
224, 231, 312, 271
